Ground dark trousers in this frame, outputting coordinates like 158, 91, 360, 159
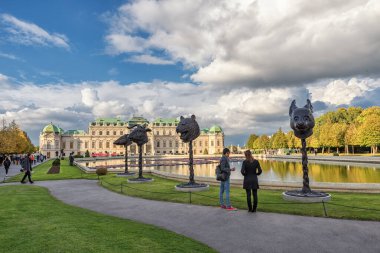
21, 171, 33, 183
5, 166, 9, 174
246, 189, 258, 211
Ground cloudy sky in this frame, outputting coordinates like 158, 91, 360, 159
1, 0, 380, 146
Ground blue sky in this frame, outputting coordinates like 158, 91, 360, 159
1, 0, 380, 146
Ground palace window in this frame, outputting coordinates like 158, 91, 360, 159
120, 131, 123, 135
85, 141, 88, 149
69, 141, 73, 149
99, 141, 103, 148
62, 142, 66, 149
199, 141, 202, 147
77, 141, 81, 149
163, 130, 166, 135
113, 131, 116, 135
157, 141, 160, 148
217, 140, 220, 146
92, 141, 95, 149
99, 131, 103, 136
55, 140, 59, 148
193, 141, 196, 147
47, 141, 51, 149
156, 131, 159, 135
169, 141, 172, 148
163, 141, 166, 148
106, 141, 110, 148
106, 131, 110, 136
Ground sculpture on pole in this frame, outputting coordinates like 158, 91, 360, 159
283, 99, 330, 201
113, 134, 135, 176
175, 115, 209, 191
127, 124, 153, 182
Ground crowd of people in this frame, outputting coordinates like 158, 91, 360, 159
0, 153, 46, 180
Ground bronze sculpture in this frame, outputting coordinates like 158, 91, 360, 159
284, 99, 330, 201
113, 134, 135, 176
176, 115, 208, 190
127, 124, 152, 182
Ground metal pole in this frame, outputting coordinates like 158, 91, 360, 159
322, 201, 328, 217
124, 145, 129, 173
301, 138, 311, 193
189, 140, 194, 184
138, 145, 143, 178
189, 192, 192, 204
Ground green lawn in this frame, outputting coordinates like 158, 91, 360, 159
0, 185, 216, 253
99, 174, 380, 221
5, 159, 98, 182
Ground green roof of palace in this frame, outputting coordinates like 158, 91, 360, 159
153, 118, 179, 124
64, 130, 85, 135
209, 125, 223, 133
128, 116, 149, 125
94, 118, 125, 123
42, 123, 62, 134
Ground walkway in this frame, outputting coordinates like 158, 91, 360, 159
0, 160, 43, 181
18, 180, 380, 253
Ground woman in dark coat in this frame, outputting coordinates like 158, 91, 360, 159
241, 150, 262, 212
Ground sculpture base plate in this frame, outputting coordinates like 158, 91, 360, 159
127, 177, 154, 183
283, 190, 331, 202
116, 172, 136, 177
175, 182, 209, 192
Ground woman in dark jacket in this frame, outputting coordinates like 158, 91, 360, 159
241, 150, 262, 212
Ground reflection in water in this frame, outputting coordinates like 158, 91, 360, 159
78, 158, 380, 183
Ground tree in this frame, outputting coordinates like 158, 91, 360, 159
0, 121, 35, 154
253, 135, 270, 152
245, 134, 259, 149
271, 128, 288, 149
358, 115, 380, 154
85, 150, 90, 157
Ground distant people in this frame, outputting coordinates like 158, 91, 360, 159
69, 152, 74, 166
219, 148, 237, 211
314, 149, 317, 156
21, 153, 33, 184
241, 150, 262, 212
3, 156, 11, 177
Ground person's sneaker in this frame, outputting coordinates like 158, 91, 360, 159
220, 205, 226, 209
226, 206, 238, 211
30, 181, 34, 184
20, 181, 26, 184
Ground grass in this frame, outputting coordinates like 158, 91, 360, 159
5, 159, 98, 182
99, 174, 380, 221
0, 185, 216, 253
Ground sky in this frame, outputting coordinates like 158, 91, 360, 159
0, 0, 380, 146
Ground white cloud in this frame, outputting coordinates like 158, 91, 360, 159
105, 0, 380, 86
309, 78, 380, 105
0, 52, 23, 61
81, 88, 99, 107
0, 13, 70, 49
127, 54, 175, 65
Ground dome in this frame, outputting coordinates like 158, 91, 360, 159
42, 123, 61, 134
209, 125, 223, 133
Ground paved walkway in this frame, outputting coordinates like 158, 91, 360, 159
5, 179, 377, 253
0, 160, 43, 182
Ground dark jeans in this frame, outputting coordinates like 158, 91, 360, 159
245, 189, 258, 211
5, 166, 9, 174
21, 171, 33, 183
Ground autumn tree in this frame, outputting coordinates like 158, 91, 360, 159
245, 134, 259, 149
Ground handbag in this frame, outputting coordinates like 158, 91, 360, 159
215, 164, 227, 181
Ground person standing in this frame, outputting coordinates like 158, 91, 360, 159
69, 152, 74, 166
3, 156, 11, 177
219, 148, 237, 211
241, 150, 262, 212
21, 153, 33, 184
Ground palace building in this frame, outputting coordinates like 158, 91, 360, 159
39, 116, 224, 158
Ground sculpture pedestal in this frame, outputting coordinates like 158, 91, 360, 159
128, 177, 154, 183
175, 182, 209, 192
283, 190, 331, 203
116, 172, 136, 177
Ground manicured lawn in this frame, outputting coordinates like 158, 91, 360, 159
0, 185, 216, 253
99, 174, 380, 221
5, 159, 97, 182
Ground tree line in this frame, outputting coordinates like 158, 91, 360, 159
246, 106, 380, 154
0, 120, 36, 154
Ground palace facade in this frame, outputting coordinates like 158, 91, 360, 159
39, 117, 224, 158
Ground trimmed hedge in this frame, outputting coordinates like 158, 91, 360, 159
96, 167, 108, 176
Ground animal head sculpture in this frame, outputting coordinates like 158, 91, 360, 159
128, 124, 151, 146
289, 99, 315, 139
113, 134, 132, 146
176, 115, 200, 143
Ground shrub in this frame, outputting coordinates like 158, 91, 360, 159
52, 158, 61, 166
333, 152, 339, 156
96, 167, 108, 176
74, 155, 84, 158
85, 150, 90, 158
